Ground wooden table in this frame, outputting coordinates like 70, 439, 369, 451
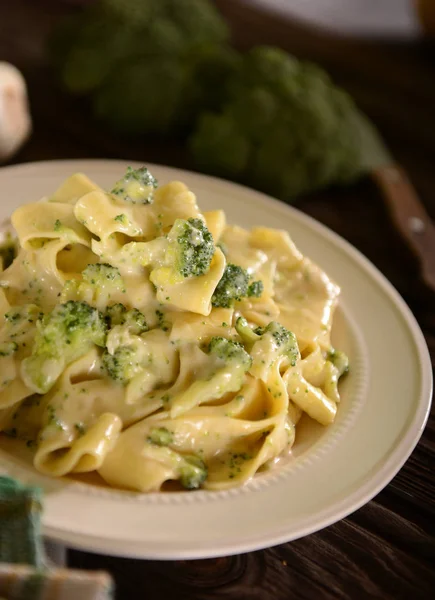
1, 1, 434, 598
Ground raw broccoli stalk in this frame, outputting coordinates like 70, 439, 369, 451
170, 337, 252, 418
111, 166, 157, 204
106, 303, 148, 335
61, 263, 127, 312
179, 454, 207, 490
167, 218, 215, 278
236, 318, 299, 380
211, 264, 263, 308
327, 348, 349, 376
21, 301, 107, 394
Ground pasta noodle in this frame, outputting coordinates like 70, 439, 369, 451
0, 167, 348, 492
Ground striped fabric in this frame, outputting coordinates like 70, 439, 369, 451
0, 565, 113, 600
0, 476, 114, 599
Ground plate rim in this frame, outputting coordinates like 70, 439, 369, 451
0, 159, 432, 559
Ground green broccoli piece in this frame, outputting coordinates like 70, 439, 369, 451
235, 316, 260, 346
170, 337, 252, 418
190, 46, 366, 200
236, 318, 299, 380
82, 263, 123, 285
62, 263, 127, 312
106, 303, 148, 335
167, 218, 214, 278
247, 280, 263, 298
21, 301, 107, 394
207, 336, 252, 371
105, 303, 127, 326
327, 348, 349, 376
179, 454, 207, 490
147, 427, 173, 447
102, 345, 143, 384
111, 166, 157, 204
212, 264, 250, 308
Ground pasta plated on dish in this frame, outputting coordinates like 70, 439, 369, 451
0, 166, 348, 492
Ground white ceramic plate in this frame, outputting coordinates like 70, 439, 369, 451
242, 0, 421, 38
0, 160, 431, 560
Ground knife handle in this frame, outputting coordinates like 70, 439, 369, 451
372, 165, 435, 292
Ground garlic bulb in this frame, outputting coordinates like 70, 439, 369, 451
0, 62, 32, 161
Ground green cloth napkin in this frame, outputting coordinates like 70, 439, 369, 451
0, 476, 114, 599
0, 476, 43, 568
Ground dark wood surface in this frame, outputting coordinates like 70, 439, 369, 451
1, 1, 434, 598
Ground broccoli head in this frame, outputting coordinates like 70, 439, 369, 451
212, 264, 263, 308
207, 336, 252, 372
147, 426, 174, 447
111, 166, 157, 204
179, 454, 208, 490
21, 301, 107, 394
61, 263, 127, 312
102, 344, 144, 384
190, 45, 366, 200
327, 348, 349, 376
167, 218, 214, 278
236, 317, 299, 380
106, 303, 148, 335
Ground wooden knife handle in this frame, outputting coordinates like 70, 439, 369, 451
372, 165, 435, 292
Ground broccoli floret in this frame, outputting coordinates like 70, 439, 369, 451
147, 427, 173, 447
167, 218, 214, 278
327, 348, 349, 376
105, 304, 148, 335
61, 263, 126, 312
179, 454, 207, 490
247, 280, 263, 298
114, 214, 129, 225
102, 345, 143, 384
82, 263, 123, 285
207, 336, 252, 371
236, 319, 299, 381
170, 337, 252, 418
111, 166, 157, 204
212, 264, 250, 308
21, 301, 107, 394
190, 46, 368, 200
105, 303, 127, 326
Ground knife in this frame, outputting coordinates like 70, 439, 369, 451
354, 110, 435, 291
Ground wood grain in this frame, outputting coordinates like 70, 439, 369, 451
0, 1, 434, 598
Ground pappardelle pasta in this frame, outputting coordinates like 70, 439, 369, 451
0, 167, 348, 492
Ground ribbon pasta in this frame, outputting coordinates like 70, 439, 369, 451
0, 167, 348, 492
